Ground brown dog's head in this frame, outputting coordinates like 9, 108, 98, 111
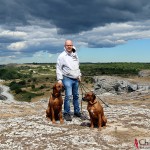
82, 91, 96, 103
53, 83, 63, 96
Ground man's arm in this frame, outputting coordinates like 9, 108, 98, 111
56, 57, 63, 84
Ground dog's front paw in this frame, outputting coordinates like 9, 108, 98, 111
60, 120, 64, 124
52, 120, 56, 124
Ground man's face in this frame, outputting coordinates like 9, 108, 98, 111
65, 41, 73, 53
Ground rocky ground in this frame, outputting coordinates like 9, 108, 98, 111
0, 79, 150, 150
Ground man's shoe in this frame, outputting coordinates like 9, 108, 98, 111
74, 112, 88, 120
74, 112, 81, 118
64, 113, 72, 121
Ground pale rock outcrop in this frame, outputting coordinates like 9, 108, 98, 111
94, 76, 150, 95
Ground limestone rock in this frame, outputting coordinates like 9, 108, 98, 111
138, 70, 150, 77
94, 76, 150, 95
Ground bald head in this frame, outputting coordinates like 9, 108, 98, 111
64, 40, 74, 53
65, 40, 73, 46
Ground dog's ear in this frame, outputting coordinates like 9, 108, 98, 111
53, 85, 56, 90
92, 93, 96, 100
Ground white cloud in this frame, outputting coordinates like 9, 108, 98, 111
76, 20, 150, 47
0, 30, 27, 38
33, 51, 54, 58
7, 41, 27, 51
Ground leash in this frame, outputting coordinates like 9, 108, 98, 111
97, 95, 110, 107
79, 82, 110, 108
80, 82, 92, 92
79, 82, 90, 112
79, 82, 84, 112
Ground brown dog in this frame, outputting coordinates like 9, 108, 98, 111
83, 91, 107, 130
46, 83, 64, 124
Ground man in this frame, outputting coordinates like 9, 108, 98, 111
56, 40, 81, 121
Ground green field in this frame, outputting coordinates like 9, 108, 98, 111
0, 63, 150, 102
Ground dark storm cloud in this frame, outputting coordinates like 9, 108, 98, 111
0, 0, 150, 64
0, 0, 150, 34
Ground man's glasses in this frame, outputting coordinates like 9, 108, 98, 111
65, 45, 73, 46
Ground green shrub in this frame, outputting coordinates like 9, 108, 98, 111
31, 84, 35, 89
27, 79, 32, 82
19, 91, 44, 102
9, 81, 17, 87
9, 80, 26, 91
18, 80, 26, 85
32, 78, 37, 83
0, 67, 31, 80
19, 91, 36, 102
15, 88, 22, 94
0, 68, 21, 80
9, 82, 22, 90
40, 85, 46, 89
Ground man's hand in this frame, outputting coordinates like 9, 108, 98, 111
58, 80, 63, 85
78, 76, 81, 82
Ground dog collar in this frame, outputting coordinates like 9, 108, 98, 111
89, 100, 97, 105
52, 93, 61, 98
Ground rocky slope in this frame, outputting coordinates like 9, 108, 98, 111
0, 78, 150, 150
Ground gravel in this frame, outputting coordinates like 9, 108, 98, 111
0, 84, 150, 150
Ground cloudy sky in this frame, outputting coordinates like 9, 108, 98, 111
0, 0, 150, 64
